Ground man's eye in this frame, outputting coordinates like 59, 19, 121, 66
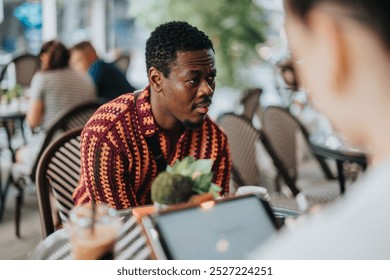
208, 76, 216, 83
188, 78, 200, 84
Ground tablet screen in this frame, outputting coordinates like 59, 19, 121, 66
148, 195, 278, 260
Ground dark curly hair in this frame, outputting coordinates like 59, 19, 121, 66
286, 0, 390, 50
145, 21, 214, 78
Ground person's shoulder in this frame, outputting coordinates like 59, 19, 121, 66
59, 67, 83, 77
203, 116, 228, 139
32, 69, 61, 85
83, 93, 136, 136
90, 59, 110, 70
44, 67, 74, 78
88, 60, 105, 75
56, 68, 95, 87
89, 60, 123, 78
91, 59, 105, 66
64, 67, 93, 81
93, 59, 123, 73
31, 71, 45, 83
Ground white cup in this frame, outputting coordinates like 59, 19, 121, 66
235, 185, 270, 201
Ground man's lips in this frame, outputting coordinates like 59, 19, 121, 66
194, 102, 211, 114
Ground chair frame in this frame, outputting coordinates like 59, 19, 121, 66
0, 53, 40, 88
35, 128, 83, 238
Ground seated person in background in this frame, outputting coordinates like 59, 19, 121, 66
276, 57, 299, 92
70, 41, 136, 101
16, 40, 96, 165
254, 0, 390, 259
73, 21, 231, 209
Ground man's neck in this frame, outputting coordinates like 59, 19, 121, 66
150, 88, 181, 131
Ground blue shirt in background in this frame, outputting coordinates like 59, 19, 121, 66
88, 60, 136, 101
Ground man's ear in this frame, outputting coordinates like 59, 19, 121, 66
149, 67, 163, 93
308, 8, 349, 93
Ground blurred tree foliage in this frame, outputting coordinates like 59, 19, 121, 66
129, 0, 267, 89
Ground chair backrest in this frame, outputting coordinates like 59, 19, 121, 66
241, 88, 262, 121
113, 54, 130, 74
29, 99, 104, 181
262, 106, 301, 179
217, 113, 262, 188
261, 106, 334, 196
0, 54, 40, 88
35, 127, 83, 238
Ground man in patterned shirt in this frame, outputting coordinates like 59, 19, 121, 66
73, 21, 231, 209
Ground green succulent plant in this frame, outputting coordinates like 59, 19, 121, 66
150, 156, 222, 205
151, 172, 194, 205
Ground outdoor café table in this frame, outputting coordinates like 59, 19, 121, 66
0, 107, 27, 162
0, 108, 26, 220
309, 134, 368, 194
28, 210, 152, 260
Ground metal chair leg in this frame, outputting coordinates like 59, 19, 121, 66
0, 174, 13, 222
0, 193, 3, 223
15, 184, 24, 238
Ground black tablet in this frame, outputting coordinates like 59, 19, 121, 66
142, 194, 281, 260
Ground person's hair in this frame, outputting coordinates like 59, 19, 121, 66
286, 0, 390, 50
39, 40, 69, 70
71, 41, 97, 56
145, 21, 214, 78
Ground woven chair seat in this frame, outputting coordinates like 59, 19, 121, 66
269, 180, 341, 211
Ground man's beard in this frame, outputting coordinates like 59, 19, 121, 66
183, 119, 204, 130
182, 97, 211, 130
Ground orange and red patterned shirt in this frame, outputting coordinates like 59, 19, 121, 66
73, 87, 231, 209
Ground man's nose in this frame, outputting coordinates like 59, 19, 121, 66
198, 79, 214, 97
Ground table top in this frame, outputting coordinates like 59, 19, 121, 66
309, 134, 368, 164
0, 110, 26, 119
28, 212, 152, 260
0, 101, 27, 119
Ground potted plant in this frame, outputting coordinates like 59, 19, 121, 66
132, 156, 221, 221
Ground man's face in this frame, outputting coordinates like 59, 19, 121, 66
284, 4, 341, 128
70, 50, 90, 73
160, 49, 216, 129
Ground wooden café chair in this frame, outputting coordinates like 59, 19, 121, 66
3, 100, 103, 237
35, 128, 83, 238
260, 106, 341, 210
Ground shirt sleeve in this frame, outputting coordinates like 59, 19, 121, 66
28, 72, 45, 101
73, 129, 137, 209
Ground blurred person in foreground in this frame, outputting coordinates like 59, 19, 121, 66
73, 21, 231, 208
70, 41, 136, 101
16, 40, 96, 165
253, 0, 390, 259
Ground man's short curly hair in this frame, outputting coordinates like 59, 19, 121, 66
145, 21, 214, 78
